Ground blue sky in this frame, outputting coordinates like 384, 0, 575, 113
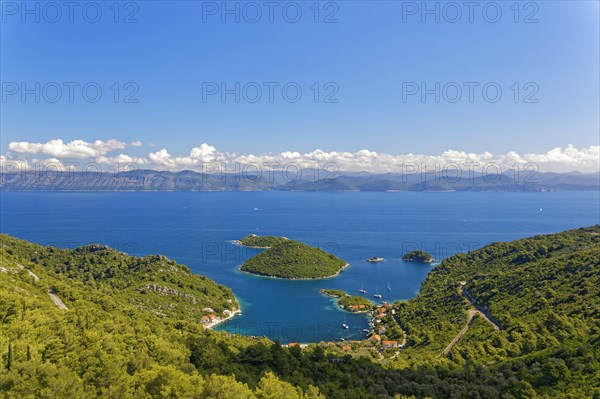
1, 0, 599, 170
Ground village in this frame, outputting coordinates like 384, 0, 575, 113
280, 301, 407, 360
199, 307, 240, 329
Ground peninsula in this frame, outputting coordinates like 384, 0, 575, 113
321, 289, 374, 312
240, 238, 348, 279
402, 250, 435, 263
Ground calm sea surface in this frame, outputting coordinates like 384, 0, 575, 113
1, 191, 598, 343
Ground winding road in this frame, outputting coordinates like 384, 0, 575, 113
439, 284, 501, 356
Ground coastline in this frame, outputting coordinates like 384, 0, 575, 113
402, 258, 436, 263
238, 263, 350, 280
206, 308, 241, 329
320, 290, 343, 299
231, 240, 271, 249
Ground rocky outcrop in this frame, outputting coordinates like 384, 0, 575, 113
139, 284, 199, 303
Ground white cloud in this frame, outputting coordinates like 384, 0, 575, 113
4, 140, 599, 173
96, 154, 146, 165
148, 144, 220, 168
148, 149, 174, 167
9, 139, 127, 158
130, 141, 143, 147
189, 143, 217, 161
524, 145, 599, 164
145, 144, 598, 173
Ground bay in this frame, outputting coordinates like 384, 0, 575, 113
1, 191, 598, 343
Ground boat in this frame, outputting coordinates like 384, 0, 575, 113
359, 282, 367, 294
387, 282, 391, 291
362, 328, 370, 333
373, 286, 382, 299
366, 257, 385, 262
342, 316, 349, 329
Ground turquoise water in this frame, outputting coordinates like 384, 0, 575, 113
1, 191, 598, 343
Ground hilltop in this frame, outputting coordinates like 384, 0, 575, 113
240, 239, 348, 279
379, 225, 600, 397
0, 235, 238, 322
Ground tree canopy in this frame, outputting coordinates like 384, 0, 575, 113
240, 240, 347, 279
1, 226, 599, 398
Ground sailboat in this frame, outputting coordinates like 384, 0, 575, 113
373, 286, 382, 299
359, 282, 367, 294
387, 282, 391, 291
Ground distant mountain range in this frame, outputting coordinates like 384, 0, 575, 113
0, 169, 598, 192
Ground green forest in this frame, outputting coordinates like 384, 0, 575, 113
239, 240, 347, 279
1, 226, 599, 398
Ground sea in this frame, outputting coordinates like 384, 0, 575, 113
1, 191, 598, 343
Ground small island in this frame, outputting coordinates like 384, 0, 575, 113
240, 238, 348, 279
402, 250, 435, 263
321, 289, 374, 312
238, 234, 288, 248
